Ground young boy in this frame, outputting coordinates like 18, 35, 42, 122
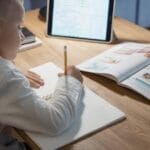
0, 0, 84, 136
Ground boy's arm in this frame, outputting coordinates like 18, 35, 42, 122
48, 76, 84, 135
0, 70, 84, 136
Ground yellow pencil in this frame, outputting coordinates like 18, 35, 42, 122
64, 46, 67, 75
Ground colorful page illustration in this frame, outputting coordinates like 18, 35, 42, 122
121, 65, 150, 99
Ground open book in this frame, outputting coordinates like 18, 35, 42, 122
77, 42, 150, 100
24, 62, 125, 150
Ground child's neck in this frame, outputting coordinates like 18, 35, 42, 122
0, 53, 11, 61
0, 55, 14, 64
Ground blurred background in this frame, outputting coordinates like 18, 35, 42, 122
23, 0, 150, 28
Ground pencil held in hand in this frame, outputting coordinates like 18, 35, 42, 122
64, 46, 67, 75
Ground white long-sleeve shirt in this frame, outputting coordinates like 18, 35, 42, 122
0, 57, 84, 136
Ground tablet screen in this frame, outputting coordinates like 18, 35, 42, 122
47, 0, 114, 42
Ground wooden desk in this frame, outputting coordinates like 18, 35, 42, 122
15, 10, 150, 150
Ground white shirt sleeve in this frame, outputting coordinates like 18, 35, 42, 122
0, 69, 84, 136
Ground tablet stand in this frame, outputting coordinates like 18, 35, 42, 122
112, 31, 118, 43
39, 6, 47, 21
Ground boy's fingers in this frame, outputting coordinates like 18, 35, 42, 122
58, 73, 64, 77
26, 74, 44, 86
27, 74, 44, 84
29, 78, 41, 89
27, 71, 44, 84
145, 53, 150, 58
67, 65, 75, 70
27, 71, 41, 78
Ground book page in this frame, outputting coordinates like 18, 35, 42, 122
121, 65, 150, 100
77, 42, 150, 82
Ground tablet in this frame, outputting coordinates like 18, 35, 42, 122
47, 0, 115, 43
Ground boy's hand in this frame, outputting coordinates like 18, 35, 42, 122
145, 53, 150, 58
58, 66, 83, 83
10, 60, 44, 88
25, 71, 44, 88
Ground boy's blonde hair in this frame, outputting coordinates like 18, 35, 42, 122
0, 0, 24, 22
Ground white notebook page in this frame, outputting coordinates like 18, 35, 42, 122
28, 62, 125, 150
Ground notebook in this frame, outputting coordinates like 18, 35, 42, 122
27, 62, 125, 150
